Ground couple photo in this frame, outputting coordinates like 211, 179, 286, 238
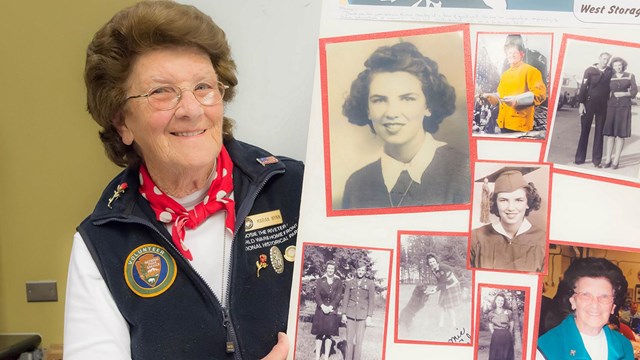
546, 35, 640, 181
294, 244, 392, 360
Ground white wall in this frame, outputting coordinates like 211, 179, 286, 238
181, 0, 322, 161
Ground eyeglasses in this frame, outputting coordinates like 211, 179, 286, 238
126, 81, 228, 111
573, 291, 614, 305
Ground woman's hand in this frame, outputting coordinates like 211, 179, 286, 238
261, 332, 289, 360
342, 314, 347, 324
482, 93, 500, 106
579, 103, 586, 115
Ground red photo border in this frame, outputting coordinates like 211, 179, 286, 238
319, 24, 475, 217
474, 283, 532, 360
471, 31, 555, 144
395, 230, 476, 346
291, 242, 394, 360
531, 239, 640, 359
542, 33, 640, 188
467, 160, 553, 275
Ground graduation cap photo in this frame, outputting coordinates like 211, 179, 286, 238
469, 162, 551, 273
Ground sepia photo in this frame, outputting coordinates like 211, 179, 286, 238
469, 161, 551, 273
321, 25, 472, 215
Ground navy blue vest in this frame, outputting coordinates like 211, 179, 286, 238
78, 139, 304, 359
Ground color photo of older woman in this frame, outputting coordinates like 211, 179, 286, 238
321, 26, 472, 214
469, 162, 550, 273
537, 257, 633, 359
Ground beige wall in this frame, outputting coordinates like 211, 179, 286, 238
543, 245, 640, 300
0, 0, 137, 348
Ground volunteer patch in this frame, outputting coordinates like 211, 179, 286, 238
124, 244, 176, 298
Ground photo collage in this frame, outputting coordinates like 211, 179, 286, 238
287, 4, 640, 359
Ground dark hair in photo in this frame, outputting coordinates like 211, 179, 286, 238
325, 260, 337, 271
558, 257, 628, 313
609, 57, 628, 72
426, 253, 438, 262
492, 292, 511, 310
489, 182, 542, 217
342, 41, 456, 134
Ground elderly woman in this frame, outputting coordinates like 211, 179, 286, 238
488, 293, 515, 360
603, 57, 638, 169
341, 41, 470, 210
537, 258, 633, 359
311, 260, 343, 360
63, 2, 303, 359
470, 168, 545, 272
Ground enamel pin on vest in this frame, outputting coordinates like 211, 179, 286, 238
107, 182, 128, 209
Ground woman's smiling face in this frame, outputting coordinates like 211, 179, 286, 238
496, 188, 529, 227
117, 46, 224, 178
569, 277, 616, 336
612, 61, 624, 74
368, 71, 429, 149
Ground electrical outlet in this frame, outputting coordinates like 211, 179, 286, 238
26, 281, 58, 302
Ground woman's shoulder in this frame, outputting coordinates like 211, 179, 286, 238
606, 325, 634, 353
433, 144, 468, 163
225, 138, 304, 176
472, 223, 494, 237
523, 223, 546, 238
429, 145, 470, 179
346, 159, 382, 181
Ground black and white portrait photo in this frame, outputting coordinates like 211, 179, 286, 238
293, 243, 392, 360
472, 32, 552, 139
474, 285, 530, 360
545, 34, 640, 183
396, 232, 473, 345
320, 25, 472, 215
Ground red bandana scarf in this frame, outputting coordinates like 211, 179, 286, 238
138, 146, 235, 261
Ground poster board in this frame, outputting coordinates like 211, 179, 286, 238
288, 1, 640, 359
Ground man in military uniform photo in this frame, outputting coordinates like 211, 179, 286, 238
341, 261, 376, 360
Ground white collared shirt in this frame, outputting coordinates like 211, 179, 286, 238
491, 218, 533, 240
64, 190, 232, 360
380, 132, 445, 193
